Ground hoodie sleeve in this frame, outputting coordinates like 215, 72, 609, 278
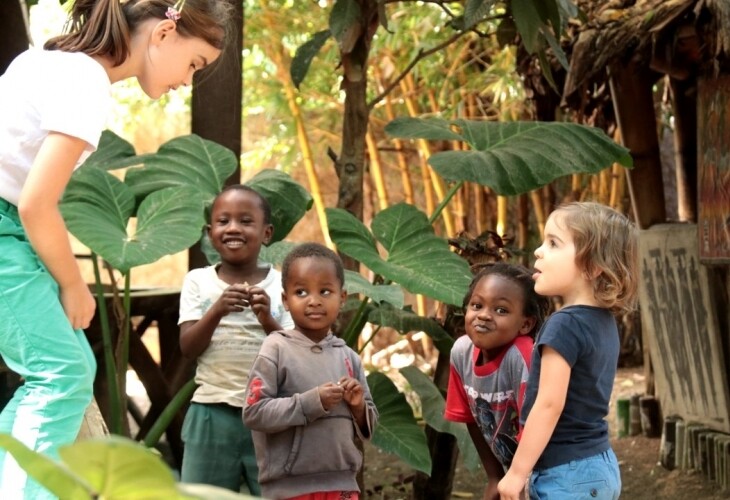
243, 339, 328, 433
351, 351, 379, 440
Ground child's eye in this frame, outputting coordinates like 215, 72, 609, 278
469, 302, 481, 310
216, 218, 228, 225
495, 307, 508, 314
295, 289, 307, 297
321, 289, 332, 296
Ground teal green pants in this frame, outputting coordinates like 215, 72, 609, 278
181, 402, 261, 495
0, 198, 96, 499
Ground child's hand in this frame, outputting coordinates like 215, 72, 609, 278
247, 286, 272, 322
61, 281, 96, 330
338, 376, 364, 409
318, 382, 344, 411
497, 471, 528, 500
215, 283, 250, 316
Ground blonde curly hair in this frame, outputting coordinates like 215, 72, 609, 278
550, 202, 639, 314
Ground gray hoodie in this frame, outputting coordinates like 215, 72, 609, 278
243, 330, 378, 499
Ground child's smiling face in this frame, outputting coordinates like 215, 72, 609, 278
282, 256, 346, 342
207, 189, 272, 267
464, 274, 535, 361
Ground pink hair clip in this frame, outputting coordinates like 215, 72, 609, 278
165, 6, 181, 22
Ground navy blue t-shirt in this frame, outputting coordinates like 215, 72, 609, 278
521, 305, 619, 469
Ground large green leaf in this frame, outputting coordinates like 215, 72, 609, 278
328, 204, 471, 306
367, 303, 454, 354
368, 372, 432, 475
62, 166, 134, 225
385, 118, 633, 196
0, 434, 92, 499
60, 436, 181, 498
344, 270, 404, 308
399, 366, 481, 472
124, 134, 237, 205
258, 240, 297, 267
291, 29, 331, 89
245, 169, 312, 243
80, 130, 149, 171
63, 183, 205, 274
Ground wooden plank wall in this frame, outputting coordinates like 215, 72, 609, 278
639, 224, 730, 432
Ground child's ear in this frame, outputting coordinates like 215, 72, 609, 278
339, 289, 347, 305
205, 224, 212, 236
519, 316, 537, 335
263, 224, 273, 245
281, 290, 289, 311
151, 19, 177, 44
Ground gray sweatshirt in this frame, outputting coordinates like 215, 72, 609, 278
243, 330, 378, 499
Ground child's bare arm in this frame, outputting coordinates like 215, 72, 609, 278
247, 285, 282, 333
467, 423, 503, 500
498, 347, 570, 500
179, 283, 251, 358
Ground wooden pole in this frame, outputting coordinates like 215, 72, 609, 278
608, 60, 666, 229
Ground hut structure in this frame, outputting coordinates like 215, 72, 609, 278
519, 0, 730, 482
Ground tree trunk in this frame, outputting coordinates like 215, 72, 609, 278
412, 350, 458, 500
189, 0, 243, 270
0, 0, 29, 75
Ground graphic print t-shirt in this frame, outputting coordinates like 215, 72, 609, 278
444, 334, 533, 468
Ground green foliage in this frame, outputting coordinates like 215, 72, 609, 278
291, 30, 331, 89
367, 372, 432, 475
399, 366, 481, 472
327, 204, 473, 306
0, 434, 253, 499
367, 303, 453, 354
385, 117, 633, 196
62, 176, 204, 275
343, 271, 404, 308
123, 134, 238, 207
245, 169, 314, 243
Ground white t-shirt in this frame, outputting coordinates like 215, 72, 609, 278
178, 264, 294, 407
0, 49, 112, 205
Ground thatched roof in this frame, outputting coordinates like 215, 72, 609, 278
534, 0, 730, 112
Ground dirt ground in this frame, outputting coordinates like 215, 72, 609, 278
361, 367, 729, 499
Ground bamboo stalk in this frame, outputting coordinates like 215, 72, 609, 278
383, 90, 414, 204
260, 8, 332, 247
401, 74, 455, 235
366, 130, 389, 211
497, 196, 508, 238
531, 189, 546, 236
474, 183, 484, 235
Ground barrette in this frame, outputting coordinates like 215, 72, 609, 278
165, 0, 185, 22
165, 7, 181, 21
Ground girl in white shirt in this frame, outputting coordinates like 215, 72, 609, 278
0, 1, 231, 497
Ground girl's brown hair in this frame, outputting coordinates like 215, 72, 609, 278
44, 0, 233, 66
552, 202, 639, 314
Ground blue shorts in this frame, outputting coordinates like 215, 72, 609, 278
529, 449, 621, 499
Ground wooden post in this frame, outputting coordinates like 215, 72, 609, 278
608, 60, 666, 396
189, 0, 243, 270
608, 60, 667, 229
668, 76, 698, 221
